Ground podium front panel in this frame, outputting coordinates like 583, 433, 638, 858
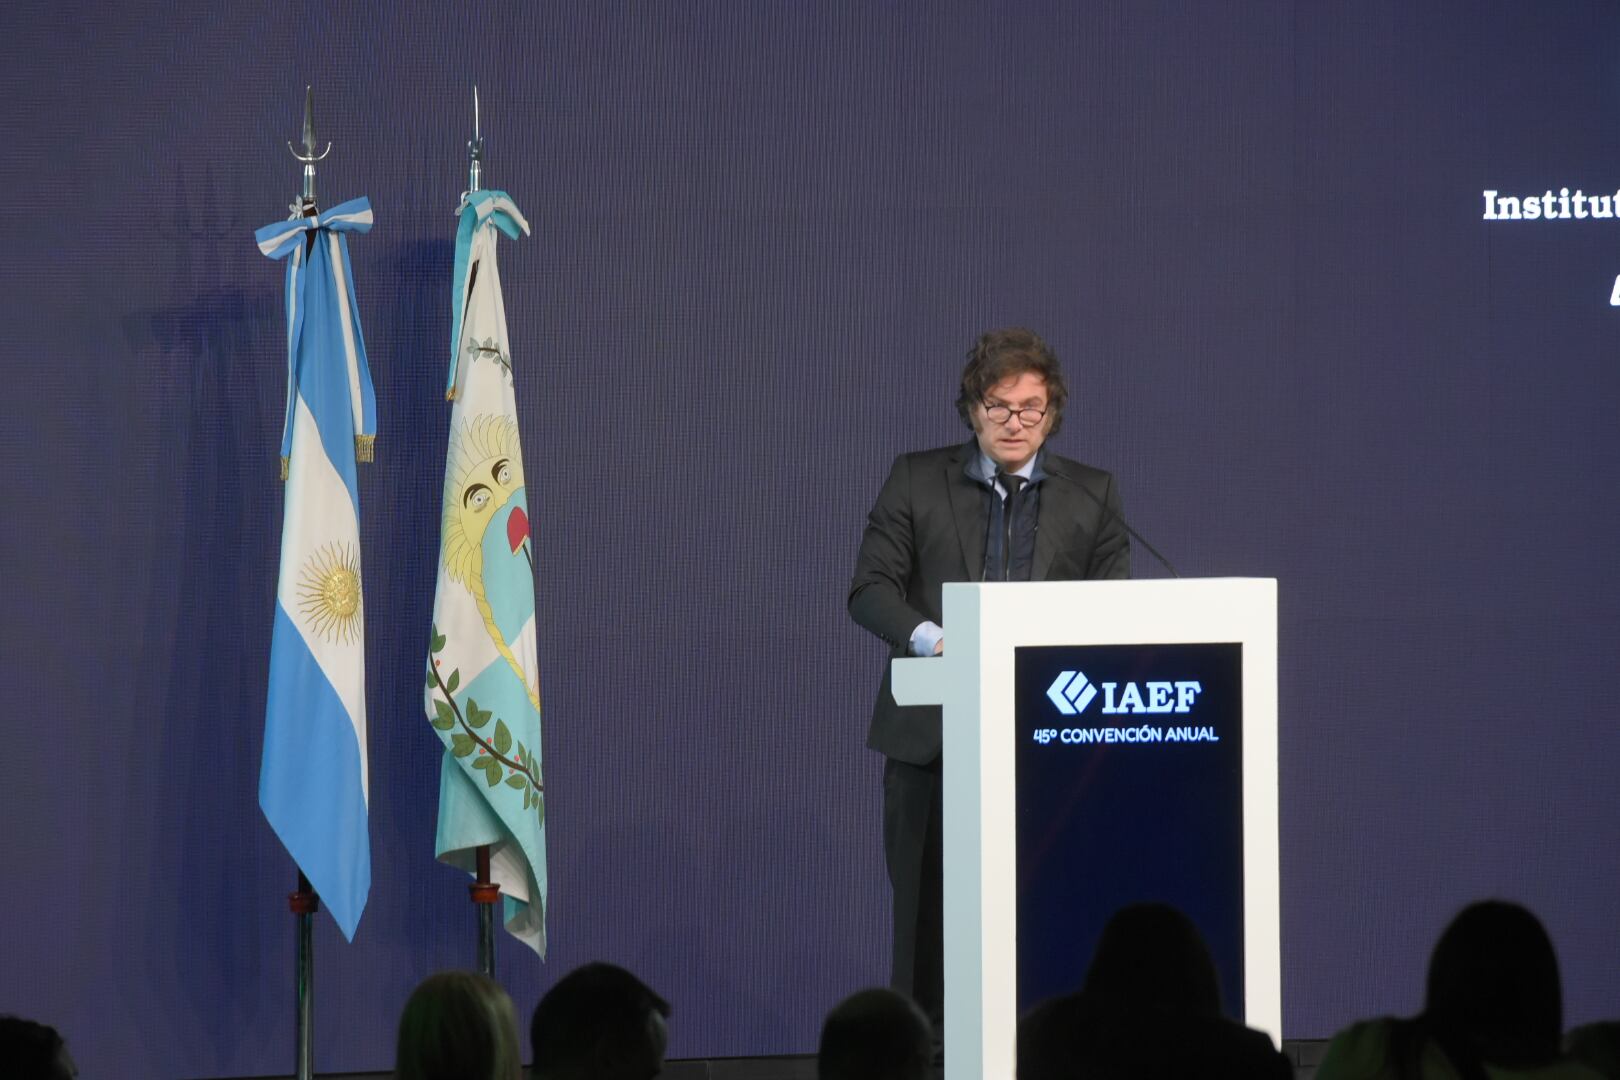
1014, 642, 1246, 1017
898, 577, 1280, 1080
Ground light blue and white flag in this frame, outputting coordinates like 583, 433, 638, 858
256, 197, 377, 941
426, 190, 547, 957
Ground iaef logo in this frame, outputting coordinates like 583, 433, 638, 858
1046, 671, 1203, 716
1046, 671, 1098, 715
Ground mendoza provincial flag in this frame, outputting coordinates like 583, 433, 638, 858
426, 190, 547, 956
255, 197, 377, 940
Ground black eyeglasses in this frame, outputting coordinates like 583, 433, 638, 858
981, 402, 1047, 428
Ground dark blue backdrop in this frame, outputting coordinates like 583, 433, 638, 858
3, 2, 1619, 1077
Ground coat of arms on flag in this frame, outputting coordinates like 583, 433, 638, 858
426, 189, 548, 956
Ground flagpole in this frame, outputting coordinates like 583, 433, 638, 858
473, 847, 498, 976
290, 872, 318, 1080
285, 86, 330, 1080
465, 85, 501, 981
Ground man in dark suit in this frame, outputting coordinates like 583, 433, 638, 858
847, 327, 1130, 1048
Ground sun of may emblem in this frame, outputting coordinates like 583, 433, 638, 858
297, 542, 362, 644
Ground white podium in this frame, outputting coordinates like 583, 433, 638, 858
891, 578, 1279, 1080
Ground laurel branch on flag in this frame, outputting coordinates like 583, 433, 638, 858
427, 625, 544, 816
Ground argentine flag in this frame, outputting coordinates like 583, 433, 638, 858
426, 190, 548, 956
255, 198, 377, 940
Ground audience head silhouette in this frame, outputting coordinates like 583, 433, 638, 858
1422, 899, 1563, 1068
817, 988, 933, 1080
1020, 903, 1293, 1080
0, 1016, 76, 1080
1313, 899, 1593, 1080
394, 970, 523, 1080
530, 962, 670, 1080
1082, 901, 1223, 1017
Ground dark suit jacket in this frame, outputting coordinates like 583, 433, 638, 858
848, 441, 1130, 766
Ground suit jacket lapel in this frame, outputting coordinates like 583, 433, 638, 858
946, 443, 987, 582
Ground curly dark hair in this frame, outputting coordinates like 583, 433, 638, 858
954, 327, 1068, 436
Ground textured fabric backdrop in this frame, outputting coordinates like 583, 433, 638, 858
2, 2, 1618, 1077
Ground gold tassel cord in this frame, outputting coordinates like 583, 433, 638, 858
355, 434, 375, 463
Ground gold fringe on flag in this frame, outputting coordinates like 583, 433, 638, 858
355, 434, 376, 463
279, 455, 290, 482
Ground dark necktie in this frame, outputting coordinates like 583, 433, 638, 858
998, 472, 1026, 580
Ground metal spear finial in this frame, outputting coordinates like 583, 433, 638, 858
287, 85, 333, 210
468, 85, 485, 195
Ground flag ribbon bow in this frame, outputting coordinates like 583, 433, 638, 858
447, 190, 531, 399
255, 197, 378, 473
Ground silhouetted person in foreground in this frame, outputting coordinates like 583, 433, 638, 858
0, 1017, 77, 1080
1018, 902, 1291, 1080
396, 971, 524, 1080
1315, 900, 1604, 1080
819, 987, 934, 1080
530, 962, 670, 1080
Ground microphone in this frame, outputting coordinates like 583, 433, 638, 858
1069, 478, 1180, 578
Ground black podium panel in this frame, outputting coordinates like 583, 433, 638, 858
1014, 642, 1245, 1018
